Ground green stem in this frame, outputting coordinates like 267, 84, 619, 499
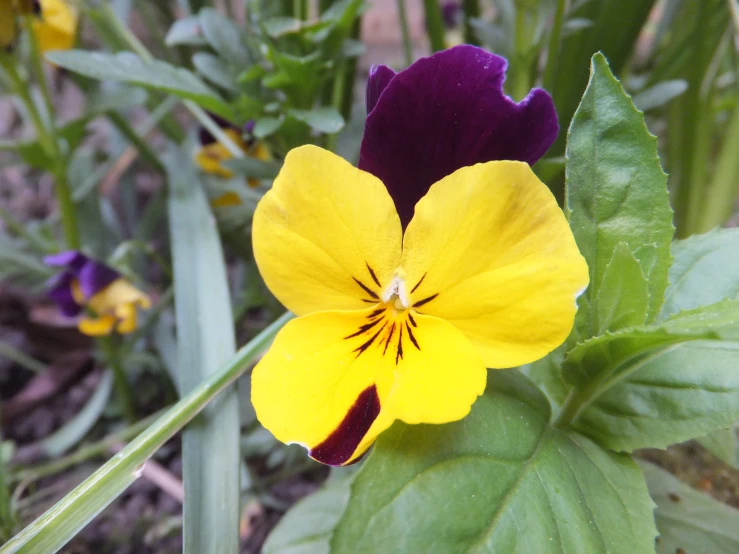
397, 0, 413, 66
542, 0, 567, 92
462, 0, 481, 45
510, 6, 532, 101
325, 62, 347, 152
0, 312, 292, 554
696, 99, 739, 231
422, 0, 447, 53
98, 337, 136, 423
293, 0, 308, 20
23, 17, 80, 250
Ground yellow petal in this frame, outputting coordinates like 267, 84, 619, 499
194, 129, 247, 178
78, 314, 117, 336
401, 161, 589, 368
211, 191, 242, 208
253, 145, 402, 316
33, 0, 78, 53
114, 302, 138, 334
88, 278, 151, 315
252, 306, 486, 466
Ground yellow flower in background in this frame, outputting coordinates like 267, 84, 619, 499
33, 0, 78, 54
0, 0, 77, 52
45, 251, 151, 336
195, 122, 272, 185
250, 146, 589, 466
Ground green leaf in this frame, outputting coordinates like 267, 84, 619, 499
697, 427, 739, 468
166, 147, 241, 553
253, 117, 284, 139
566, 53, 674, 340
631, 80, 688, 112
594, 242, 649, 334
46, 50, 235, 120
263, 467, 357, 554
332, 370, 657, 554
165, 16, 208, 46
573, 340, 739, 452
563, 299, 739, 387
661, 228, 739, 319
192, 52, 239, 92
222, 157, 282, 180
198, 8, 250, 67
521, 346, 570, 413
641, 462, 739, 553
262, 16, 305, 38
288, 107, 344, 134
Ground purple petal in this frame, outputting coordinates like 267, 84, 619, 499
46, 271, 83, 317
199, 112, 239, 146
365, 64, 396, 115
43, 250, 88, 271
441, 1, 461, 28
77, 259, 119, 299
359, 45, 559, 229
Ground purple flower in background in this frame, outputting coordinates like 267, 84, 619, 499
441, 1, 461, 29
45, 251, 150, 336
360, 45, 559, 229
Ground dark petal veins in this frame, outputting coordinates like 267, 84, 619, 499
366, 64, 397, 115
43, 250, 88, 272
310, 385, 381, 466
359, 45, 559, 229
352, 277, 379, 299
77, 260, 120, 300
46, 271, 83, 317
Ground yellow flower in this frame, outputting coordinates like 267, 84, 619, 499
251, 146, 589, 466
1, 0, 77, 52
32, 0, 78, 53
195, 128, 271, 185
45, 251, 151, 337
76, 279, 152, 336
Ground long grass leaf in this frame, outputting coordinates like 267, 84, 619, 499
0, 312, 292, 554
166, 147, 241, 553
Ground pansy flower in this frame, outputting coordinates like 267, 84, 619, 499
195, 117, 271, 185
1, 0, 77, 52
32, 0, 78, 54
45, 251, 151, 336
251, 46, 587, 466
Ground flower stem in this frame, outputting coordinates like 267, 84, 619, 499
542, 0, 566, 92
462, 0, 481, 45
396, 0, 414, 66
99, 336, 137, 423
422, 0, 447, 53
695, 99, 739, 231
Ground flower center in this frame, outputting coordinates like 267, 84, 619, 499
381, 275, 409, 309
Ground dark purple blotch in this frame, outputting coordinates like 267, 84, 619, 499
310, 384, 381, 466
360, 45, 559, 229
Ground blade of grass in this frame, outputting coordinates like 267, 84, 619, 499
0, 311, 292, 554
166, 145, 241, 553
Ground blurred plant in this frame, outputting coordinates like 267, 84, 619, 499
465, 0, 739, 237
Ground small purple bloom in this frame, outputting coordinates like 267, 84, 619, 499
441, 1, 461, 29
360, 45, 559, 229
44, 251, 120, 315
198, 113, 240, 146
